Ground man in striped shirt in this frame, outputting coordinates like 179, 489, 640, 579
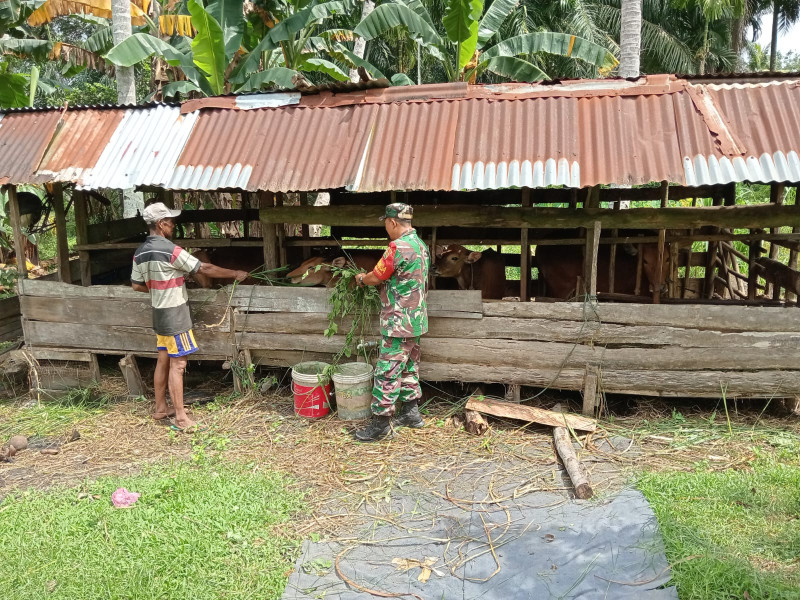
131, 203, 248, 431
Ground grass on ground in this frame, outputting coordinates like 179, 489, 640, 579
609, 405, 800, 600
0, 461, 305, 600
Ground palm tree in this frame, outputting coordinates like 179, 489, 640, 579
675, 0, 744, 74
619, 0, 641, 77
355, 0, 618, 83
111, 0, 136, 102
769, 0, 800, 69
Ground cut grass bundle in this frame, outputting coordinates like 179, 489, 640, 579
638, 460, 800, 600
0, 461, 305, 600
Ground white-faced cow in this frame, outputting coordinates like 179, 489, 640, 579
286, 251, 383, 287
433, 244, 507, 299
535, 242, 669, 299
190, 247, 264, 288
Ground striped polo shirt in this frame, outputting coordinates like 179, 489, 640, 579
131, 236, 201, 336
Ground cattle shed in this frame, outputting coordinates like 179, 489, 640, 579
3, 73, 800, 414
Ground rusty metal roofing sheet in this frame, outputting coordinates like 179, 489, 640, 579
37, 109, 125, 183
170, 104, 376, 191
0, 111, 62, 184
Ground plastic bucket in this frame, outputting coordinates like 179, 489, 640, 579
291, 361, 331, 418
332, 362, 374, 420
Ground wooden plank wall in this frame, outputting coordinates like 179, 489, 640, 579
0, 295, 23, 341
18, 280, 800, 399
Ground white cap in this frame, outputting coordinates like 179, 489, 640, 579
142, 202, 181, 224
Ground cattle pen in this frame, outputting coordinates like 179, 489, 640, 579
3, 73, 800, 415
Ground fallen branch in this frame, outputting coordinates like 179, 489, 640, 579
552, 404, 593, 500
464, 409, 489, 436
465, 396, 596, 432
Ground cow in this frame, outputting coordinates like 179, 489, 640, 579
535, 242, 669, 299
286, 250, 384, 287
190, 247, 264, 288
432, 245, 508, 299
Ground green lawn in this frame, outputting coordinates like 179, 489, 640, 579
639, 460, 800, 600
0, 462, 305, 600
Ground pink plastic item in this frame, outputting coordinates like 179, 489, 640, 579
111, 487, 141, 508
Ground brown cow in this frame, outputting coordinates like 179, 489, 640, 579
433, 245, 507, 299
286, 251, 383, 287
190, 247, 264, 288
535, 242, 669, 299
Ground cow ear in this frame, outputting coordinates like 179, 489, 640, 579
466, 251, 483, 263
434, 245, 446, 258
330, 257, 347, 268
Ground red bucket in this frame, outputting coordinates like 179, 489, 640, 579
291, 361, 331, 418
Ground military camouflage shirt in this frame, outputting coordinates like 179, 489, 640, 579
373, 228, 430, 338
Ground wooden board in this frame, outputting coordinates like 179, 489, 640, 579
483, 301, 800, 332
465, 396, 597, 432
23, 320, 230, 356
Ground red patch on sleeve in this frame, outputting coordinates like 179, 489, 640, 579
170, 246, 182, 264
373, 243, 397, 281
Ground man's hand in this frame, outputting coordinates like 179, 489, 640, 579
234, 270, 249, 282
131, 282, 148, 293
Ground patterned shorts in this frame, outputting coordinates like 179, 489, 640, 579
156, 330, 199, 357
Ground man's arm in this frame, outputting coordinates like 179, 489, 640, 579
356, 271, 382, 287
131, 282, 149, 293
198, 262, 249, 282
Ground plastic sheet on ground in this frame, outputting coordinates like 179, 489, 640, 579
282, 487, 677, 600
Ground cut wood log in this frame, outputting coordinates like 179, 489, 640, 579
464, 409, 489, 436
119, 354, 146, 398
552, 403, 593, 500
465, 396, 596, 432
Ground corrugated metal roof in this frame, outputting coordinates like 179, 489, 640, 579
3, 74, 800, 191
0, 111, 62, 184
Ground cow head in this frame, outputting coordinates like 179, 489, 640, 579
190, 249, 212, 288
287, 256, 347, 287
433, 244, 483, 278
640, 244, 671, 293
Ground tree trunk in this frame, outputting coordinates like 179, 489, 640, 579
770, 1, 780, 71
699, 19, 709, 75
111, 0, 136, 104
619, 0, 642, 78
348, 0, 375, 83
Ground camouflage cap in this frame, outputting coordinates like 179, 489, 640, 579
379, 203, 413, 221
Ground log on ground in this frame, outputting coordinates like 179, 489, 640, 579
465, 396, 596, 432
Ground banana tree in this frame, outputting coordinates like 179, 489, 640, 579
106, 0, 383, 97
354, 0, 619, 82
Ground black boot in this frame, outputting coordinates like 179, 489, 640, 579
354, 415, 393, 442
392, 400, 424, 429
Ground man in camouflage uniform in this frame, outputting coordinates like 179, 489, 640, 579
354, 203, 430, 442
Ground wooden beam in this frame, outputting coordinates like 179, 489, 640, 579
5, 186, 28, 280
748, 234, 762, 300
465, 396, 596, 432
119, 353, 146, 398
585, 221, 601, 298
769, 184, 786, 299
552, 403, 593, 499
653, 182, 668, 303
260, 203, 800, 230
755, 257, 800, 297
73, 190, 92, 286
520, 188, 531, 301
260, 192, 279, 270
51, 183, 72, 284
582, 368, 598, 416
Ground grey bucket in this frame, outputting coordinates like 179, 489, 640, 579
332, 362, 374, 420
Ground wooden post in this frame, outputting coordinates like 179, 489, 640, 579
159, 188, 174, 209
51, 183, 72, 284
429, 226, 437, 290
748, 232, 762, 300
585, 221, 601, 299
653, 181, 669, 304
241, 192, 252, 240
790, 185, 800, 304
260, 191, 279, 270
769, 183, 786, 300
119, 354, 146, 398
5, 186, 28, 280
300, 192, 310, 260
581, 368, 598, 417
73, 190, 91, 286
520, 188, 531, 301
609, 202, 620, 293
275, 193, 286, 267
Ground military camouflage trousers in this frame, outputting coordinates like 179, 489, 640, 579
371, 335, 422, 416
